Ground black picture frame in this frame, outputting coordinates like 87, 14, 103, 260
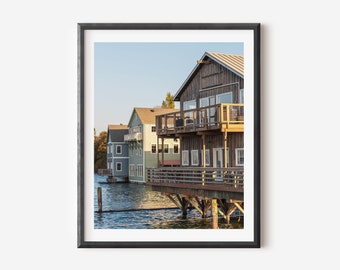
78, 23, 261, 248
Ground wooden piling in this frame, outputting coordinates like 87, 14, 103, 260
212, 198, 218, 229
97, 187, 102, 213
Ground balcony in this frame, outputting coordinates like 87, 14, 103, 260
156, 103, 244, 136
124, 132, 142, 142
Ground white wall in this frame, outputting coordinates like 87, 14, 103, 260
1, 0, 339, 269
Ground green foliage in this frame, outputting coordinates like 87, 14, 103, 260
94, 131, 107, 172
161, 92, 175, 109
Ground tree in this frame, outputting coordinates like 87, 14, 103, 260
161, 92, 175, 109
94, 131, 107, 172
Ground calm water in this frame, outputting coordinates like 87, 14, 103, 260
94, 174, 243, 229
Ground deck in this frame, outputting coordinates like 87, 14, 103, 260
156, 103, 244, 137
146, 167, 243, 200
146, 166, 244, 227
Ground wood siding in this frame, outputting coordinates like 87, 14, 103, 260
181, 132, 243, 167
180, 61, 244, 111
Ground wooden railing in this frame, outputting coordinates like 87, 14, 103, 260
156, 103, 244, 136
146, 167, 243, 188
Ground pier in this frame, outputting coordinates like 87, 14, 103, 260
146, 167, 244, 228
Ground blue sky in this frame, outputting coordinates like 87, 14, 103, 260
94, 42, 243, 134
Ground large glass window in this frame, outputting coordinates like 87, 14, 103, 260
183, 99, 196, 111
183, 99, 196, 121
216, 92, 233, 104
199, 96, 215, 124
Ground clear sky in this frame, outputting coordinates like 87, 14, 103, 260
94, 42, 243, 134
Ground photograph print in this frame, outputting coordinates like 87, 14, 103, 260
78, 23, 260, 248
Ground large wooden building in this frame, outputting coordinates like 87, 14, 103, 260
146, 52, 245, 228
156, 52, 244, 170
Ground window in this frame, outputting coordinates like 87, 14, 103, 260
173, 144, 179, 154
235, 148, 244, 166
138, 147, 142, 156
183, 99, 196, 120
151, 143, 157, 154
182, 150, 189, 166
158, 143, 169, 154
137, 164, 143, 177
183, 99, 196, 111
191, 150, 199, 166
201, 149, 210, 166
216, 92, 233, 104
239, 89, 244, 104
116, 145, 122, 154
129, 164, 135, 176
199, 96, 215, 124
151, 126, 156, 132
116, 162, 122, 171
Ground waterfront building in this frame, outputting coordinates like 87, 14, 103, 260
124, 107, 180, 183
106, 124, 129, 182
147, 52, 245, 228
155, 52, 244, 169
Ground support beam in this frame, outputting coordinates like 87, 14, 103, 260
157, 136, 160, 167
211, 198, 218, 229
161, 137, 165, 167
166, 194, 182, 209
234, 202, 244, 214
187, 197, 203, 216
202, 134, 206, 186
224, 131, 228, 168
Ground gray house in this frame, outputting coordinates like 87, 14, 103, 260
106, 124, 129, 182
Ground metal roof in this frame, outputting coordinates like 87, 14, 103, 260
207, 52, 244, 77
174, 52, 244, 101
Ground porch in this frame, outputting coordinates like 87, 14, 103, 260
156, 103, 244, 137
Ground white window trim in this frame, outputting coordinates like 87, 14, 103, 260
137, 164, 143, 177
116, 145, 122, 154
182, 150, 189, 166
191, 150, 199, 166
201, 149, 210, 166
235, 148, 244, 166
129, 164, 135, 176
116, 162, 122, 171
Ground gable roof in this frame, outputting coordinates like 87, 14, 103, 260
107, 124, 128, 142
174, 52, 244, 101
128, 107, 179, 126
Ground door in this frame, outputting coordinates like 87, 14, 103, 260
213, 148, 223, 181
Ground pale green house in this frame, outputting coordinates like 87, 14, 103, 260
124, 107, 180, 183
